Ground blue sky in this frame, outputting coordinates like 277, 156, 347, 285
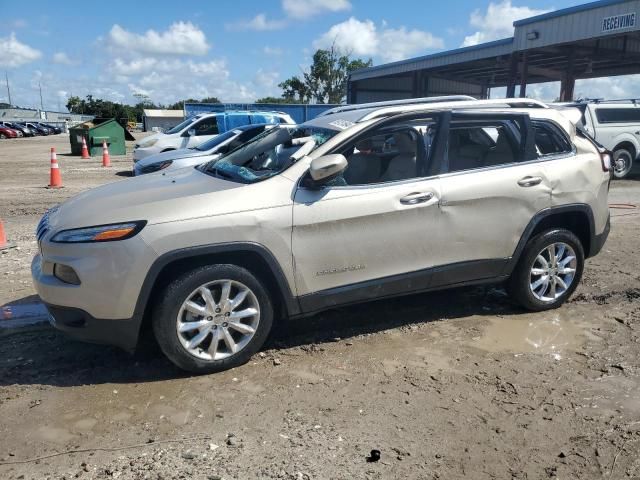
0, 0, 632, 110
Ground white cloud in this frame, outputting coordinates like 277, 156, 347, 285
253, 69, 280, 90
282, 0, 351, 19
314, 17, 443, 62
575, 76, 640, 99
111, 57, 228, 78
462, 1, 550, 47
380, 27, 444, 62
263, 46, 283, 56
0, 33, 42, 68
52, 52, 75, 65
490, 75, 640, 102
107, 22, 210, 56
226, 14, 287, 31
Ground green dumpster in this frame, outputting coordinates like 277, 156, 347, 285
69, 118, 130, 156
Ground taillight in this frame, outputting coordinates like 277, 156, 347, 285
600, 151, 612, 172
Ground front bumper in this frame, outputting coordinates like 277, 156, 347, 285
46, 303, 139, 352
589, 213, 610, 258
132, 147, 156, 162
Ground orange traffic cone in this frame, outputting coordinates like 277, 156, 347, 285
102, 140, 110, 167
0, 219, 8, 250
48, 147, 63, 188
81, 136, 90, 159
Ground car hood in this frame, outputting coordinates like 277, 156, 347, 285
135, 148, 210, 167
136, 132, 163, 147
46, 167, 247, 231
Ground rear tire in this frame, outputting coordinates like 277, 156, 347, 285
508, 229, 584, 311
153, 264, 273, 374
613, 148, 634, 179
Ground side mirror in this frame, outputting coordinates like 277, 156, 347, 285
187, 128, 196, 137
309, 154, 347, 184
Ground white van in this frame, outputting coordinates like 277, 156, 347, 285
133, 111, 294, 161
555, 100, 640, 179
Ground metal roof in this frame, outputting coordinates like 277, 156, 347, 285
142, 109, 183, 118
350, 0, 640, 83
513, 0, 630, 26
350, 38, 514, 81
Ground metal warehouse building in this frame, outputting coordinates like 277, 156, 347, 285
348, 0, 640, 102
142, 109, 184, 132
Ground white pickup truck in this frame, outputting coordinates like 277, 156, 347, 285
555, 99, 640, 179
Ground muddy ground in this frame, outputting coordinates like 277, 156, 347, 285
1, 134, 640, 480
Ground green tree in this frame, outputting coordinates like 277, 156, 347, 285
255, 96, 297, 104
277, 45, 372, 104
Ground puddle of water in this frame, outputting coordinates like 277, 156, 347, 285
470, 311, 592, 360
0, 302, 50, 331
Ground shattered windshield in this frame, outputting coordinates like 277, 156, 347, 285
199, 126, 337, 184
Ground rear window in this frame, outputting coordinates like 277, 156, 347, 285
532, 121, 572, 156
595, 107, 640, 124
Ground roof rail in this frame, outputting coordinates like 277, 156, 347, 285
575, 98, 640, 105
357, 98, 548, 122
318, 95, 476, 117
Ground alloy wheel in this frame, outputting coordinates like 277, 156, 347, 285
529, 242, 577, 302
176, 279, 260, 361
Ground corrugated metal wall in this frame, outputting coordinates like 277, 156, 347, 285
351, 76, 483, 103
514, 0, 640, 50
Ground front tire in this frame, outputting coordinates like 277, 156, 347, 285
153, 264, 273, 374
508, 229, 584, 311
613, 148, 634, 179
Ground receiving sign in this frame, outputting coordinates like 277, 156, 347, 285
602, 12, 636, 32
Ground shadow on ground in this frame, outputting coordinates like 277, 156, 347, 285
0, 285, 519, 388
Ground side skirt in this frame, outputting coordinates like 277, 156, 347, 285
296, 258, 508, 316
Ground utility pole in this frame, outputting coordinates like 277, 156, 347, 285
5, 72, 11, 106
39, 82, 44, 111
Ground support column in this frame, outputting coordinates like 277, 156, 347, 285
506, 52, 518, 98
519, 51, 529, 98
480, 83, 489, 99
411, 71, 419, 98
347, 77, 356, 104
559, 49, 575, 102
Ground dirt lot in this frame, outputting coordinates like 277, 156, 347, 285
1, 134, 640, 480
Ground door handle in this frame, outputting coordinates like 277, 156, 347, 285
400, 192, 434, 205
517, 176, 543, 187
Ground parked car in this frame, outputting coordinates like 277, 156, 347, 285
12, 123, 36, 136
32, 96, 611, 374
133, 110, 295, 161
38, 122, 62, 134
134, 124, 278, 176
25, 122, 49, 135
553, 99, 640, 179
0, 125, 19, 139
1, 121, 33, 137
34, 122, 56, 135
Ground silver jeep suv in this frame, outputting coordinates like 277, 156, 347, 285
32, 96, 611, 373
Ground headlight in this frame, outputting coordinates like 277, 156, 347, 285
139, 160, 172, 174
140, 138, 158, 148
51, 221, 146, 243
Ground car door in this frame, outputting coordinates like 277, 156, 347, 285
437, 113, 551, 284
185, 115, 220, 148
292, 117, 444, 311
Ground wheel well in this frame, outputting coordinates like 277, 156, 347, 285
529, 210, 591, 256
613, 141, 636, 159
139, 251, 289, 335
